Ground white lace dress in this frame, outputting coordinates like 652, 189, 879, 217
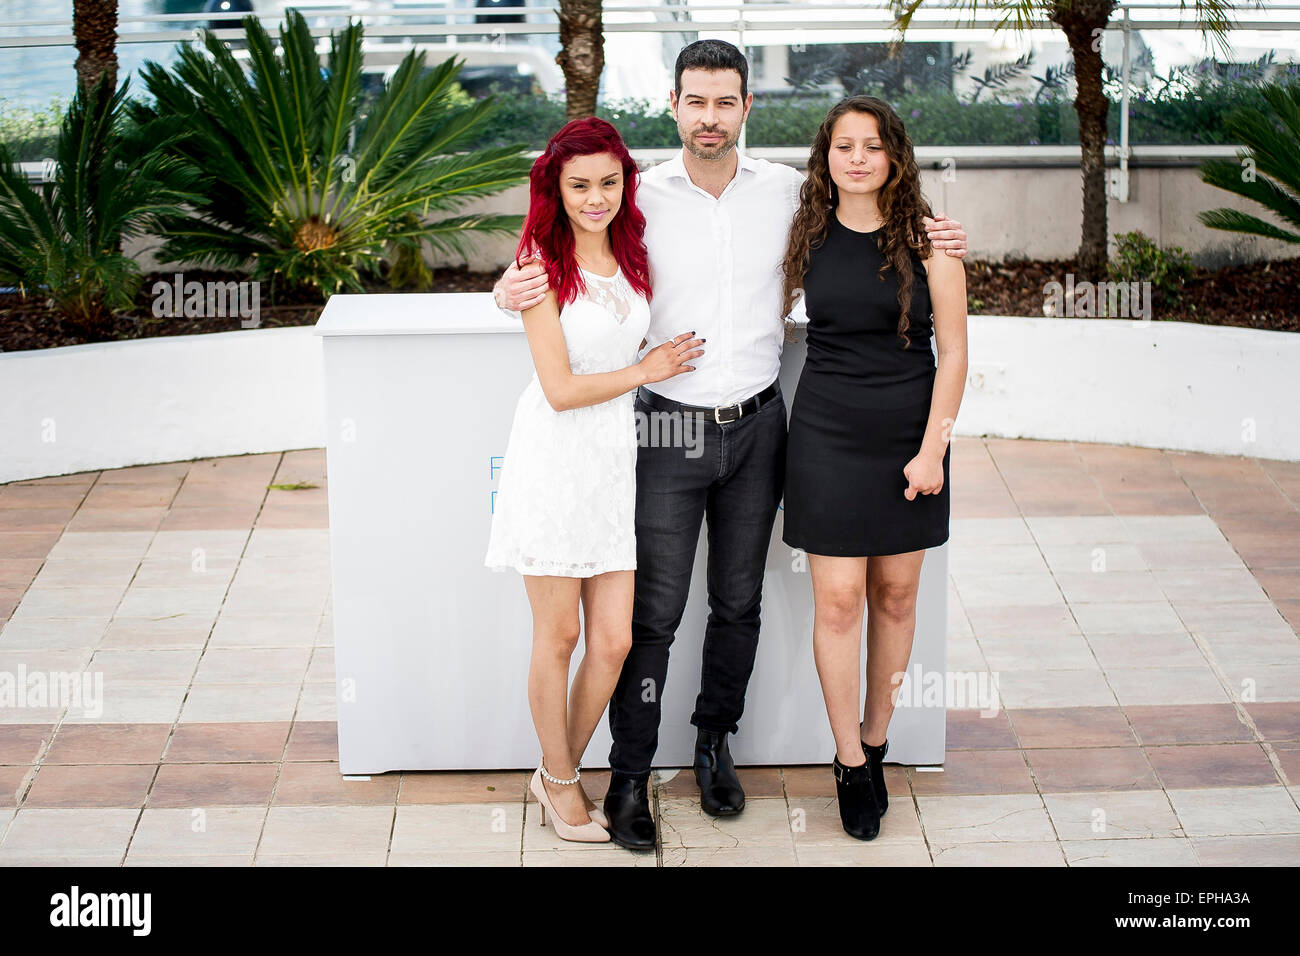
484, 265, 651, 577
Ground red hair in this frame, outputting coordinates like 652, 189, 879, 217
515, 117, 653, 308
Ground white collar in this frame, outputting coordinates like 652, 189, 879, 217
660, 146, 759, 184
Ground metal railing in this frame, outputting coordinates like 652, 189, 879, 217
2, 1, 1297, 190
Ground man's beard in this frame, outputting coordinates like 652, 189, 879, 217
681, 124, 740, 161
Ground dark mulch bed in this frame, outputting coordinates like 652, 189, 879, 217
0, 266, 498, 353
2, 257, 1296, 352
965, 256, 1300, 332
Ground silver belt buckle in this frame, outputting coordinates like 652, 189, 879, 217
714, 402, 742, 424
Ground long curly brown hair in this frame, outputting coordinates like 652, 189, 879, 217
780, 95, 932, 346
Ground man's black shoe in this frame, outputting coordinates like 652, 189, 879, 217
602, 771, 656, 850
693, 728, 745, 816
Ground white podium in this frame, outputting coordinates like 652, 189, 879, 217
315, 293, 947, 773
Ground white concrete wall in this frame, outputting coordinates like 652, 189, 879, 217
1, 309, 1295, 486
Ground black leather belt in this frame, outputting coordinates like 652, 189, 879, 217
637, 381, 780, 425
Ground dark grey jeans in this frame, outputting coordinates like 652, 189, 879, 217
606, 383, 787, 777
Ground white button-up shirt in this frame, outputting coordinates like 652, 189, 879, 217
637, 148, 803, 408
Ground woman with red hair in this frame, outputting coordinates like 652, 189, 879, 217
484, 117, 703, 843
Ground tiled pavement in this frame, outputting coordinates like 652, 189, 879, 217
0, 441, 1298, 866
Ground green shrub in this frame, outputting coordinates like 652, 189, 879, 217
1109, 231, 1194, 306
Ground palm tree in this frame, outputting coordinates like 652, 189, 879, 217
892, 1, 1235, 277
130, 10, 531, 297
557, 0, 605, 119
1199, 81, 1300, 246
0, 77, 201, 339
73, 0, 119, 95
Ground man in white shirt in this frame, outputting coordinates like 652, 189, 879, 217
495, 39, 967, 849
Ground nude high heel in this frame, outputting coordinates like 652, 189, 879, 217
530, 764, 610, 843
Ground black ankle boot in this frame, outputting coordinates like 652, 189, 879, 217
602, 771, 656, 850
862, 738, 889, 816
833, 754, 881, 841
694, 728, 745, 816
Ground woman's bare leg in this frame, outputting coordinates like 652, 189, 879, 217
523, 573, 589, 826
567, 569, 634, 811
809, 554, 870, 766
862, 550, 926, 747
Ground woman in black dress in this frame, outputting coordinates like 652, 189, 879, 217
780, 96, 968, 841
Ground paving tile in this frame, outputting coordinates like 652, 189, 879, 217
964, 603, 1082, 639
128, 807, 265, 858
1245, 702, 1300, 740
9, 587, 125, 620
44, 724, 171, 765
398, 770, 530, 805
1007, 707, 1137, 748
793, 841, 933, 866
0, 808, 139, 858
1166, 786, 1300, 837
1037, 542, 1147, 574
1043, 790, 1181, 840
1062, 837, 1198, 866
977, 633, 1097, 671
87, 648, 202, 683
907, 749, 1035, 795
391, 850, 522, 866
147, 763, 278, 808
1176, 602, 1295, 635
0, 766, 34, 807
1026, 515, 1132, 545
162, 722, 291, 763
390, 803, 523, 854
657, 796, 794, 849
0, 725, 54, 764
124, 853, 254, 866
295, 681, 337, 721
994, 669, 1116, 708
0, 618, 107, 651
179, 683, 301, 723
1145, 743, 1281, 789
915, 793, 1054, 844
1103, 666, 1231, 706
522, 848, 652, 866
1055, 571, 1168, 605
1190, 834, 1300, 866
1155, 569, 1270, 604
259, 805, 394, 856
945, 708, 1018, 750
1123, 704, 1254, 745
1028, 747, 1159, 792
193, 647, 313, 684
1223, 664, 1300, 703
1071, 601, 1186, 635
98, 618, 212, 650
254, 851, 387, 866
272, 762, 399, 806
1085, 632, 1206, 669
209, 614, 323, 648
1207, 642, 1300, 677
284, 721, 338, 761
31, 557, 140, 590
951, 572, 1064, 608
59, 682, 189, 724
932, 841, 1066, 866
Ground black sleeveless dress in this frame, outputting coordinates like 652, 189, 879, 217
782, 214, 950, 557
